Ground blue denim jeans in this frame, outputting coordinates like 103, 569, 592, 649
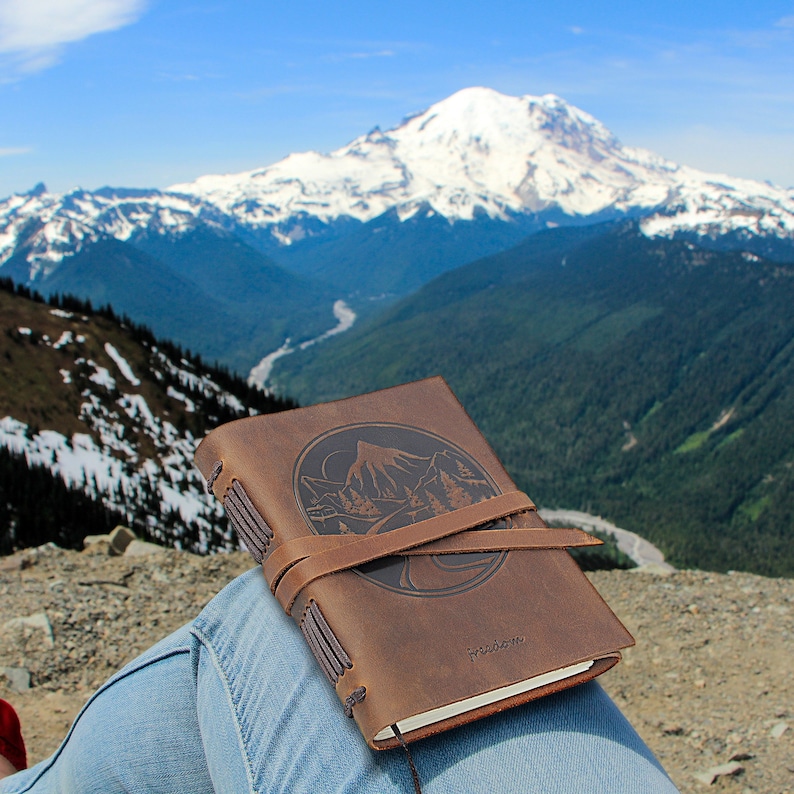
1, 567, 677, 793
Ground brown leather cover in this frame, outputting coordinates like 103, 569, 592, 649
195, 376, 635, 749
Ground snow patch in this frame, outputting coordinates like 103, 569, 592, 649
104, 342, 141, 386
87, 360, 116, 390
119, 393, 158, 434
167, 385, 196, 413
53, 331, 73, 349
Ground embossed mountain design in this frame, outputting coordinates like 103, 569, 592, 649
303, 442, 496, 536
344, 440, 429, 497
416, 451, 493, 505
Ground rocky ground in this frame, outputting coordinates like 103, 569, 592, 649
1, 541, 792, 793
589, 568, 792, 792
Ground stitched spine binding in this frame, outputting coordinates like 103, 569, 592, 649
300, 600, 352, 684
223, 479, 274, 564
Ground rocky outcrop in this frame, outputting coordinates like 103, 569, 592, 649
1, 544, 792, 793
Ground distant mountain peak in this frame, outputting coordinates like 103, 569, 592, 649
2, 87, 793, 278
168, 87, 794, 238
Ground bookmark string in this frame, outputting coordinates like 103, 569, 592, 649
391, 723, 423, 794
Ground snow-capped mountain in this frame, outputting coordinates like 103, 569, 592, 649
169, 86, 794, 242
0, 184, 224, 280
1, 87, 793, 283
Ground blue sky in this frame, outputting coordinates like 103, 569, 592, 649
1, 0, 793, 197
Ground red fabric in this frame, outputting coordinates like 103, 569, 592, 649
0, 699, 27, 771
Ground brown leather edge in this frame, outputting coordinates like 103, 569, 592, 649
369, 653, 622, 750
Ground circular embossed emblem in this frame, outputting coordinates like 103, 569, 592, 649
293, 423, 507, 597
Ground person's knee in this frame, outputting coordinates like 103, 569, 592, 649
15, 651, 213, 794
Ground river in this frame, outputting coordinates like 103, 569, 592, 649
247, 300, 356, 392
538, 508, 675, 571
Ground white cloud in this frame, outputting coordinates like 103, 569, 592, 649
0, 146, 31, 157
348, 50, 395, 59
0, 0, 146, 71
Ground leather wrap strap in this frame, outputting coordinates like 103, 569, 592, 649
268, 491, 601, 614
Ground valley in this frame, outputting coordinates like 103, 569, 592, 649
1, 87, 792, 578
267, 223, 794, 577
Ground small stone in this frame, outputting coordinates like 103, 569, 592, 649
0, 666, 31, 693
124, 540, 166, 557
108, 526, 137, 556
82, 535, 111, 554
23, 543, 60, 565
0, 554, 23, 572
694, 761, 744, 785
4, 611, 55, 648
82, 534, 111, 546
770, 721, 788, 739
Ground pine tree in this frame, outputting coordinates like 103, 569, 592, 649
404, 485, 424, 509
456, 459, 476, 479
338, 490, 354, 514
350, 489, 380, 517
338, 520, 354, 535
426, 490, 448, 515
440, 470, 472, 509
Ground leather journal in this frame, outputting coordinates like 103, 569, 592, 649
194, 376, 634, 750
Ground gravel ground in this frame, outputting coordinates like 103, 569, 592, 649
1, 543, 792, 792
591, 567, 793, 793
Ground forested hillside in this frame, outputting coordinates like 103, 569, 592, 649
0, 280, 294, 554
269, 222, 794, 576
1, 223, 337, 375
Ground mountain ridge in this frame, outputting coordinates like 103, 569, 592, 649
170, 86, 794, 238
2, 87, 793, 289
0, 281, 294, 555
